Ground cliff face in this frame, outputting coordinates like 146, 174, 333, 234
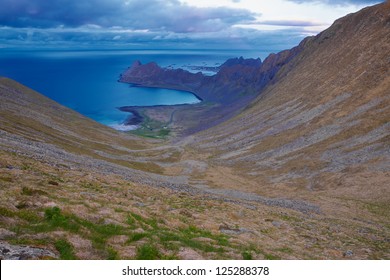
120, 47, 303, 105
120, 60, 204, 92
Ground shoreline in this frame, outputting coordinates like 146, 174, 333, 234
117, 80, 205, 128
118, 79, 204, 102
121, 108, 144, 126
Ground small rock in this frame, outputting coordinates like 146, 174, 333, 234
219, 223, 248, 235
43, 202, 57, 208
108, 235, 128, 245
0, 242, 57, 260
192, 237, 214, 243
133, 202, 146, 207
103, 218, 122, 225
179, 209, 192, 217
343, 250, 353, 257
177, 248, 204, 260
2, 248, 10, 254
272, 221, 283, 228
133, 228, 145, 234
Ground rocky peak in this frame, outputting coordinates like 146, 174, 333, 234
220, 56, 262, 68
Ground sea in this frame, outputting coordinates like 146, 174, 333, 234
0, 49, 268, 130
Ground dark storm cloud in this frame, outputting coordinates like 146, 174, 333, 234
2, 0, 372, 50
0, 22, 307, 52
286, 0, 383, 5
0, 0, 257, 33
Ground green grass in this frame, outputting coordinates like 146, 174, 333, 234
107, 247, 119, 260
158, 225, 227, 253
157, 128, 170, 138
17, 210, 41, 223
136, 244, 161, 260
2, 205, 238, 259
0, 175, 13, 182
242, 251, 253, 260
127, 212, 159, 229
279, 214, 302, 223
21, 186, 48, 196
365, 201, 390, 218
44, 207, 80, 232
71, 216, 125, 250
55, 239, 76, 260
129, 114, 172, 139
264, 253, 281, 260
21, 163, 34, 170
127, 232, 149, 243
0, 206, 41, 223
125, 211, 230, 256
4, 206, 127, 258
0, 207, 16, 217
276, 247, 293, 254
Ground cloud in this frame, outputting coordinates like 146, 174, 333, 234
0, 0, 257, 33
253, 20, 325, 27
0, 0, 267, 49
0, 23, 308, 52
285, 0, 383, 5
0, 0, 380, 50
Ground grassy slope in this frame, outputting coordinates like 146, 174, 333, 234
0, 78, 265, 260
1, 78, 338, 260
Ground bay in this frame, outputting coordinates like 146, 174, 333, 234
0, 49, 264, 130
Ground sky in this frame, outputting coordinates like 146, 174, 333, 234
0, 0, 383, 51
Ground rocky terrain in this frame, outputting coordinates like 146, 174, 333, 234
0, 2, 389, 260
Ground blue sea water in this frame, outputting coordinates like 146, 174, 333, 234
0, 49, 264, 130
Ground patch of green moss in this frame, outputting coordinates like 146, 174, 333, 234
44, 207, 80, 232
136, 244, 161, 260
55, 239, 76, 260
21, 186, 48, 196
107, 247, 119, 260
242, 251, 253, 260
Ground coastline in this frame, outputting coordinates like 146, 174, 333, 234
119, 80, 204, 102
120, 108, 144, 126
117, 81, 204, 129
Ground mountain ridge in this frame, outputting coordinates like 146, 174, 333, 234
187, 1, 389, 207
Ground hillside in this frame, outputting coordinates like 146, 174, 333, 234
182, 1, 390, 257
189, 2, 390, 197
1, 77, 286, 260
1, 2, 389, 260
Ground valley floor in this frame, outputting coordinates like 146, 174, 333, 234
0, 133, 389, 260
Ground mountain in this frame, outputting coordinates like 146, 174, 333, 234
119, 45, 303, 136
190, 1, 390, 191
0, 2, 389, 260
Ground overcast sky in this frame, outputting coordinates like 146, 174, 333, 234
0, 0, 383, 50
